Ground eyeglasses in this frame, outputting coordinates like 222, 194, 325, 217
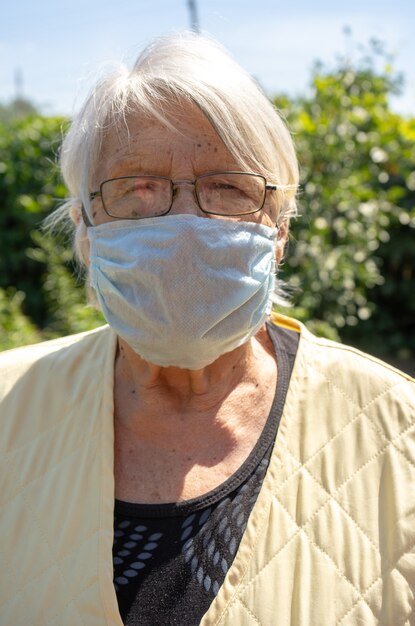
89, 172, 279, 221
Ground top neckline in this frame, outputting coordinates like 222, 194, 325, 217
114, 321, 298, 518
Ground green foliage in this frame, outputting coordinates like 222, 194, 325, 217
275, 44, 415, 358
0, 287, 40, 350
28, 231, 105, 336
0, 114, 68, 325
0, 112, 104, 348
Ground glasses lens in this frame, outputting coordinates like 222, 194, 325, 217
196, 173, 265, 215
101, 177, 171, 218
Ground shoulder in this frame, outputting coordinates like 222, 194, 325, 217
0, 326, 117, 454
272, 312, 414, 384
0, 325, 115, 398
272, 313, 414, 426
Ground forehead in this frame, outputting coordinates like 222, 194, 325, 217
93, 103, 238, 184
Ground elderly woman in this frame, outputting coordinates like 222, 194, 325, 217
1, 33, 414, 626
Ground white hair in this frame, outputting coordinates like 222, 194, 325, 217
49, 32, 299, 298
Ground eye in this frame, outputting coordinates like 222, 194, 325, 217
209, 182, 236, 190
118, 178, 162, 201
205, 180, 243, 195
133, 180, 158, 192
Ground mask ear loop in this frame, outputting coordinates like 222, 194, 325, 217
81, 205, 93, 228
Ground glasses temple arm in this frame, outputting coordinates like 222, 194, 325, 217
81, 190, 101, 227
81, 205, 93, 227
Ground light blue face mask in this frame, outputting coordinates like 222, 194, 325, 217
88, 214, 277, 369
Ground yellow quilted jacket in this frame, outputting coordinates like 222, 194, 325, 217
0, 315, 414, 625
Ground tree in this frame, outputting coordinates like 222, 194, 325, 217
0, 114, 68, 324
276, 43, 415, 360
0, 112, 104, 337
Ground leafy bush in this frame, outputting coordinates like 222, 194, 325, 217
0, 112, 104, 347
0, 287, 40, 350
0, 114, 68, 325
28, 231, 104, 336
275, 45, 415, 358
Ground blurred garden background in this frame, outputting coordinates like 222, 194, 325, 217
1, 41, 414, 373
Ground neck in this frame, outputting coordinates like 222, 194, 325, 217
113, 324, 278, 504
114, 326, 274, 418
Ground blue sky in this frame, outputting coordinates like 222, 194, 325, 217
1, 0, 414, 117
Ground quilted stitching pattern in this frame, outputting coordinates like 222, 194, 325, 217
205, 331, 415, 626
1, 322, 413, 625
0, 328, 120, 626
0, 420, 102, 624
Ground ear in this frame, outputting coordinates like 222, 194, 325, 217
69, 204, 82, 226
68, 204, 91, 268
275, 219, 289, 264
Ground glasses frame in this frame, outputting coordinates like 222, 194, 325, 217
89, 171, 278, 221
